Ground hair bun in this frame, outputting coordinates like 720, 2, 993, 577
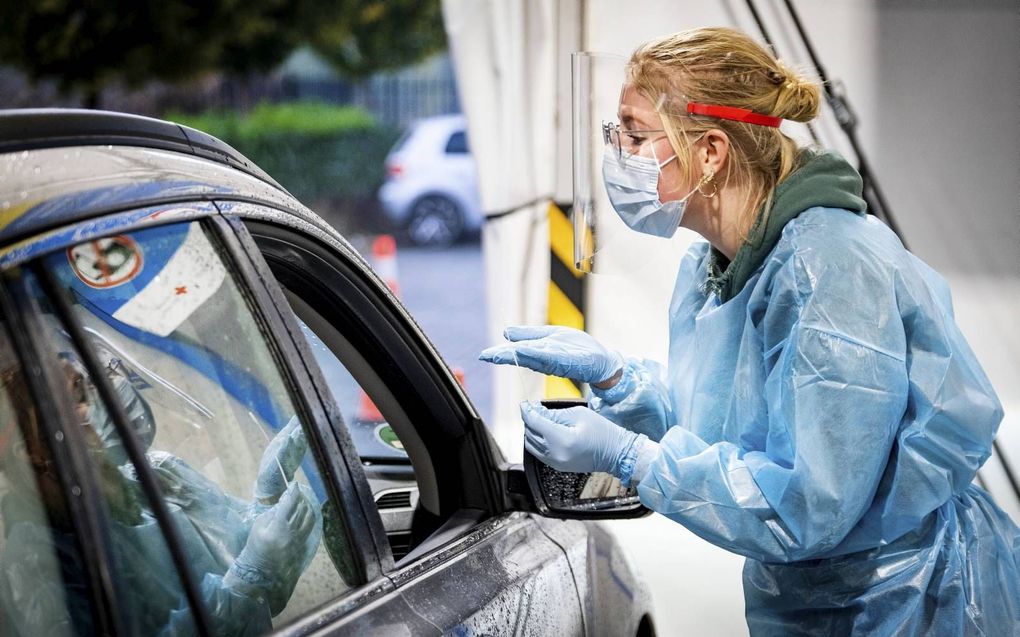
773, 69, 821, 123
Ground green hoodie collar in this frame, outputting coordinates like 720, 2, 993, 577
705, 148, 866, 302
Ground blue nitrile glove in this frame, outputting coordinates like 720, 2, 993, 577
479, 325, 624, 385
521, 401, 643, 481
224, 483, 319, 615
254, 416, 307, 503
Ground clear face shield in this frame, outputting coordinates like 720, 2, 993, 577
572, 52, 681, 274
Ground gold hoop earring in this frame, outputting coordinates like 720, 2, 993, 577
698, 171, 718, 198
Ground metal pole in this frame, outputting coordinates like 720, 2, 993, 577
779, 0, 901, 236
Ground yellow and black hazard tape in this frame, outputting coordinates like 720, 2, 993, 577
546, 202, 586, 398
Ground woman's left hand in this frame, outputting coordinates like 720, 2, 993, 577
520, 401, 639, 477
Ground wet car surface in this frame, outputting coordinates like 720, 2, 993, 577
0, 109, 655, 636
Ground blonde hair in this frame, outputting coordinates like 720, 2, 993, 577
628, 27, 822, 238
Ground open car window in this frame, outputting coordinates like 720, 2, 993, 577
240, 212, 500, 565
282, 286, 427, 562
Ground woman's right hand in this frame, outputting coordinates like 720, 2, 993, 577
479, 325, 623, 386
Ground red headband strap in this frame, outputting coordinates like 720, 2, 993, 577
687, 102, 783, 128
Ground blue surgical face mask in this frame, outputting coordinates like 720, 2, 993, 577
601, 150, 697, 238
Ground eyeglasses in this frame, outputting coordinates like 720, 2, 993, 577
602, 120, 668, 159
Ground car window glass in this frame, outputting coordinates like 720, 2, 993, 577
444, 131, 469, 154
27, 301, 205, 636
0, 318, 86, 637
32, 220, 358, 633
292, 308, 420, 561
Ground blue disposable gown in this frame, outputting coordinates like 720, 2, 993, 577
0, 452, 322, 636
592, 207, 1020, 635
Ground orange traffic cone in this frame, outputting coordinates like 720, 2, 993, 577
358, 388, 385, 423
372, 234, 400, 297
358, 235, 401, 423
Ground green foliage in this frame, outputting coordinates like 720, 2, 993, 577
168, 101, 377, 139
0, 0, 448, 104
166, 101, 400, 202
234, 128, 400, 201
310, 0, 448, 79
0, 0, 309, 104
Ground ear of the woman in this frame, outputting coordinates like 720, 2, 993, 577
698, 128, 730, 174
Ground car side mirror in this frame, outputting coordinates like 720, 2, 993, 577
521, 400, 649, 519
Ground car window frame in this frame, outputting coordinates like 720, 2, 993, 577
0, 274, 127, 635
0, 205, 400, 633
239, 218, 494, 497
228, 209, 506, 552
210, 215, 390, 583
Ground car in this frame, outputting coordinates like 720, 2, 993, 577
0, 108, 656, 636
377, 114, 483, 247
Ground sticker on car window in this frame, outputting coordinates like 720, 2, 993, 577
375, 424, 404, 451
111, 223, 226, 337
67, 235, 144, 289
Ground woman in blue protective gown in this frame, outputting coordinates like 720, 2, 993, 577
481, 27, 1020, 635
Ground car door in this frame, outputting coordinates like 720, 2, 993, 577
219, 201, 587, 635
0, 207, 471, 636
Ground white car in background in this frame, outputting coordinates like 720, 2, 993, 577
378, 114, 483, 246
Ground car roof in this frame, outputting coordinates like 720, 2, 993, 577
0, 108, 384, 297
405, 114, 466, 142
412, 113, 466, 130
0, 109, 280, 188
392, 113, 466, 157
0, 109, 294, 245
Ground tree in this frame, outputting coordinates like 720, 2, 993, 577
308, 0, 447, 80
1, 1, 229, 107
0, 0, 447, 107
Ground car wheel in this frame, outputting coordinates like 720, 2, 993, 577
406, 195, 464, 247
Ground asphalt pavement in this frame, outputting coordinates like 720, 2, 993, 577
381, 239, 494, 423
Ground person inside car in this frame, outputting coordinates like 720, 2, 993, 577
0, 346, 321, 636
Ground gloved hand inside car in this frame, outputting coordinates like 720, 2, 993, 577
224, 483, 320, 615
254, 416, 308, 504
480, 325, 624, 386
521, 401, 642, 480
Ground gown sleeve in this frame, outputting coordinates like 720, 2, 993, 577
589, 357, 674, 442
